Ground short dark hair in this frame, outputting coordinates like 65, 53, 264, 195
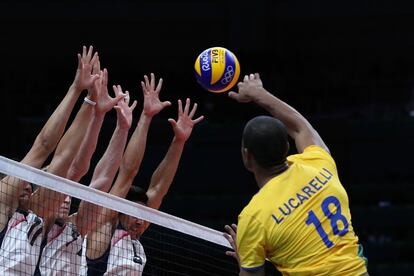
242, 116, 289, 168
126, 185, 148, 205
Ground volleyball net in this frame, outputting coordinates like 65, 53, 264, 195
0, 155, 238, 275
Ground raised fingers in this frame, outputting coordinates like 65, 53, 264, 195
192, 115, 204, 124
144, 75, 150, 88
178, 99, 183, 115
86, 45, 94, 63
189, 102, 198, 118
155, 77, 163, 94
124, 91, 130, 105
130, 100, 138, 111
150, 73, 155, 89
184, 98, 190, 114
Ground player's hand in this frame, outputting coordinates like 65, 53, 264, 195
113, 85, 137, 130
72, 45, 100, 93
141, 73, 171, 117
168, 98, 204, 142
93, 69, 126, 115
224, 223, 240, 265
228, 73, 263, 103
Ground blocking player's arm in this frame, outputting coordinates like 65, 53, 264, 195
75, 86, 135, 236
0, 46, 99, 225
229, 73, 329, 154
224, 216, 266, 276
30, 46, 99, 221
67, 69, 125, 182
86, 73, 170, 258
146, 98, 204, 210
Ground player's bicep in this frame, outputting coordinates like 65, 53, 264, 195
237, 215, 266, 271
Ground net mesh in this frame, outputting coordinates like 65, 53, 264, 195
0, 156, 240, 275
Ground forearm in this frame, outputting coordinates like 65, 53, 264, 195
146, 137, 185, 209
48, 102, 94, 178
90, 124, 129, 192
22, 85, 82, 168
78, 113, 132, 235
110, 113, 153, 199
252, 88, 309, 137
120, 113, 152, 175
67, 112, 105, 182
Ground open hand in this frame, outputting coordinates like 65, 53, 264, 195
72, 45, 100, 92
168, 98, 204, 142
228, 73, 263, 103
141, 73, 171, 117
113, 85, 137, 129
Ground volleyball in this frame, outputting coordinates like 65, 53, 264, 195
194, 47, 240, 93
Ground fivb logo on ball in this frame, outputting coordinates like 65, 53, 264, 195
194, 47, 240, 93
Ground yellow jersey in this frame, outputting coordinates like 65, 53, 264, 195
237, 145, 367, 275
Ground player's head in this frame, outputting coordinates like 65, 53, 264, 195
119, 186, 149, 239
241, 115, 289, 171
57, 195, 72, 219
18, 165, 49, 210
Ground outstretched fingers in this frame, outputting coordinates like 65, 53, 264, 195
183, 98, 190, 115
155, 78, 163, 94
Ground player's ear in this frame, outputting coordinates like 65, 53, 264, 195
242, 147, 254, 172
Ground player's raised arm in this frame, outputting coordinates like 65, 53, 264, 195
67, 68, 125, 181
228, 73, 329, 154
110, 73, 171, 200
29, 46, 99, 220
75, 85, 135, 236
146, 98, 204, 210
86, 73, 170, 260
0, 46, 99, 224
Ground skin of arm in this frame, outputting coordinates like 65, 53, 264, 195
67, 69, 125, 182
0, 46, 99, 229
86, 73, 170, 259
228, 73, 329, 154
29, 46, 100, 221
146, 98, 204, 210
74, 85, 135, 236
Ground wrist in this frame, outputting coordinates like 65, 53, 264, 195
250, 87, 268, 103
173, 136, 187, 144
84, 97, 97, 106
140, 111, 155, 121
69, 83, 84, 94
116, 122, 131, 131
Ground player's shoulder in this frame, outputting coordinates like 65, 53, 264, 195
288, 145, 336, 165
240, 191, 269, 219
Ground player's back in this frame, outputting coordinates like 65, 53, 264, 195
238, 146, 367, 276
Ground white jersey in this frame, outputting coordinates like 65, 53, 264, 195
38, 220, 82, 275
82, 226, 146, 276
0, 209, 43, 275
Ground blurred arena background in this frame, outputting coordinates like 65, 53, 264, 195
0, 0, 413, 274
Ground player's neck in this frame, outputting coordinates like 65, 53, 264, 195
255, 162, 289, 189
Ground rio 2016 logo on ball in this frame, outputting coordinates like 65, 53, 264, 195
194, 47, 240, 93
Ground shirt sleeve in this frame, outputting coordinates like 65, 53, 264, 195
288, 145, 337, 174
237, 214, 266, 271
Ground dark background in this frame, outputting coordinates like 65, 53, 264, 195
1, 0, 413, 275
